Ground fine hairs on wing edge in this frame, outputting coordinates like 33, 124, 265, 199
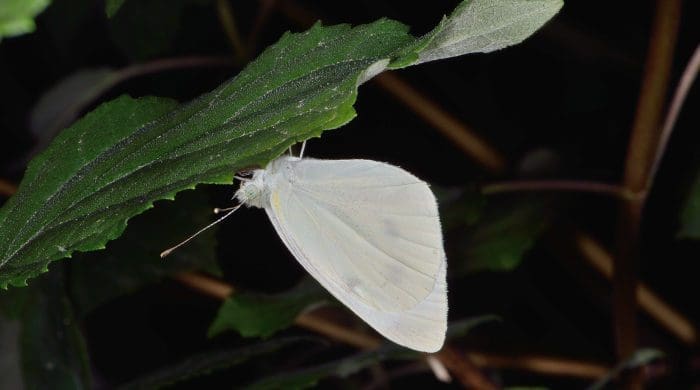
160, 141, 308, 258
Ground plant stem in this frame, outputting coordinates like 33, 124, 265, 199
615, 0, 681, 388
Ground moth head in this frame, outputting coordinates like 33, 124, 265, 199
235, 169, 267, 208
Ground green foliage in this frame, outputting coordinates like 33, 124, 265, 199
392, 0, 563, 67
0, 1, 561, 293
209, 278, 328, 338
0, 0, 50, 41
0, 95, 178, 288
105, 0, 126, 18
679, 172, 700, 238
460, 198, 548, 273
441, 190, 549, 275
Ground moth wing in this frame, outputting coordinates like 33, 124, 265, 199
265, 158, 447, 351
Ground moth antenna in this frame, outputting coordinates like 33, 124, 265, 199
234, 175, 250, 182
288, 146, 293, 155
160, 204, 243, 258
299, 140, 307, 159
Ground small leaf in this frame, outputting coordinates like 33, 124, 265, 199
118, 337, 315, 390
679, 172, 700, 238
68, 190, 221, 316
0, 0, 51, 41
209, 278, 328, 339
454, 197, 549, 275
105, 0, 126, 18
416, 0, 563, 64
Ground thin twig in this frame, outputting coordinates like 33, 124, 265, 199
647, 44, 700, 189
482, 179, 636, 200
614, 3, 681, 389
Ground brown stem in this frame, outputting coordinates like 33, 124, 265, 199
615, 0, 681, 388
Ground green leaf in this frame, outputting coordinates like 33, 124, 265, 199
417, 0, 563, 64
105, 0, 126, 18
68, 190, 221, 316
679, 172, 700, 238
118, 337, 315, 390
0, 0, 51, 41
0, 95, 178, 288
209, 278, 328, 339
19, 269, 92, 389
0, 1, 563, 289
455, 198, 549, 274
390, 0, 563, 68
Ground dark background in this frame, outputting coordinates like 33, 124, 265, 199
1, 0, 699, 388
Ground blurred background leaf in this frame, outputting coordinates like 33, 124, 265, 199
208, 278, 328, 339
0, 0, 51, 41
105, 0, 126, 18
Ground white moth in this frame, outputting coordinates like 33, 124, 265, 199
163, 146, 448, 352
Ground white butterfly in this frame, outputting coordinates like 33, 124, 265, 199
163, 145, 448, 352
